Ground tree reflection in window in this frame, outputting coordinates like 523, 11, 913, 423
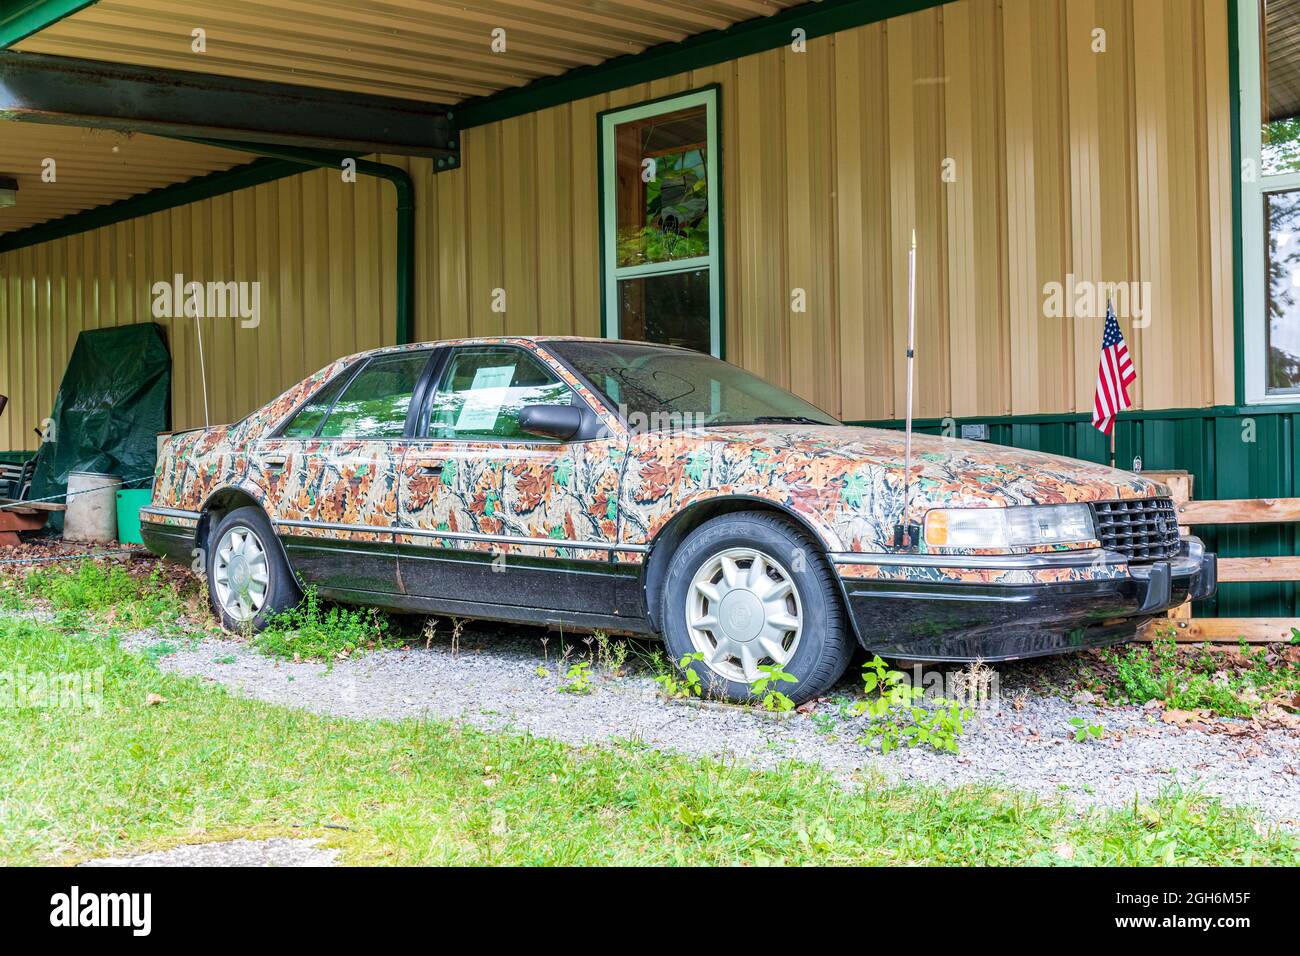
317, 351, 430, 439
1267, 190, 1300, 390
614, 105, 709, 268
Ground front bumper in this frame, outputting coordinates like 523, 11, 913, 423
831, 537, 1217, 662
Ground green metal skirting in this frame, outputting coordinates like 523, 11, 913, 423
856, 405, 1300, 619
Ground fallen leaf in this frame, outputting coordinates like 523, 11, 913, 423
1271, 693, 1300, 714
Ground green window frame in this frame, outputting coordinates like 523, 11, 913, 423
598, 86, 723, 358
1240, 0, 1300, 402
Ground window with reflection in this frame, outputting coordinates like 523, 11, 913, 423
1263, 0, 1300, 175
1243, 2, 1300, 399
1267, 190, 1300, 389
428, 348, 573, 441
601, 89, 721, 357
317, 351, 430, 439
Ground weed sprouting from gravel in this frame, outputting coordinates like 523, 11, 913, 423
254, 588, 400, 666
1094, 632, 1300, 719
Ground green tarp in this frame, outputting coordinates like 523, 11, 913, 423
29, 324, 171, 513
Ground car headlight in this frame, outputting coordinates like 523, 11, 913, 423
924, 504, 1095, 550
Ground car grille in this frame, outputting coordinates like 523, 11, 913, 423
1090, 497, 1181, 562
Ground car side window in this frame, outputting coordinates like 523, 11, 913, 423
316, 351, 431, 439
279, 366, 356, 438
428, 347, 574, 442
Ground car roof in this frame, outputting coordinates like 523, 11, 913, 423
342, 335, 692, 364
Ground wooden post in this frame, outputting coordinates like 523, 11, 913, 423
1140, 470, 1194, 635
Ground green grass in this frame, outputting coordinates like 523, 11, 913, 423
8, 559, 199, 630
1, 616, 1295, 866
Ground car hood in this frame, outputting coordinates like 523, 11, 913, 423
688, 424, 1168, 511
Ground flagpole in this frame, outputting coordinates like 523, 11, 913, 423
195, 314, 210, 427
900, 229, 917, 547
1094, 298, 1134, 467
1107, 297, 1115, 469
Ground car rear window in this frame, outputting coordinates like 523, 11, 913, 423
319, 351, 431, 439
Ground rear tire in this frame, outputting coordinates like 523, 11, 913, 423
206, 505, 301, 633
659, 511, 854, 705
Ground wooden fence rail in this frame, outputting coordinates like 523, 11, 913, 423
1141, 472, 1299, 644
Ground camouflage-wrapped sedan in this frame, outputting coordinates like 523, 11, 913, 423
142, 336, 1216, 703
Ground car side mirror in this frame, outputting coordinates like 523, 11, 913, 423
518, 404, 583, 441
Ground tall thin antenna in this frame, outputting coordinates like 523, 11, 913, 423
195, 315, 210, 427
898, 228, 918, 547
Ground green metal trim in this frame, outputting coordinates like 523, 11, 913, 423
1228, 0, 1246, 407
0, 157, 310, 253
454, 0, 949, 129
181, 139, 417, 346
597, 110, 609, 345
848, 401, 1300, 430
715, 84, 727, 363
0, 0, 96, 49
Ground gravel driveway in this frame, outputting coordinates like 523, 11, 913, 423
122, 624, 1300, 826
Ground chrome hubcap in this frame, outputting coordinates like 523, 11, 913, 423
213, 526, 269, 622
685, 547, 803, 684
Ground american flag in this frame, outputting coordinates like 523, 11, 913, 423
1091, 303, 1135, 436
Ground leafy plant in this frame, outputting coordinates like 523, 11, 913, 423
142, 640, 177, 665
852, 655, 972, 754
255, 588, 397, 666
1069, 717, 1107, 743
752, 664, 798, 713
810, 712, 838, 736
558, 661, 593, 695
655, 652, 704, 700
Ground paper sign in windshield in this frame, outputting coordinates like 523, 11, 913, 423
454, 364, 517, 432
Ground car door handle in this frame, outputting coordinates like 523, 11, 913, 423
262, 454, 287, 469
412, 461, 443, 475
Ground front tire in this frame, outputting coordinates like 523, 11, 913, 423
660, 511, 854, 705
206, 505, 302, 632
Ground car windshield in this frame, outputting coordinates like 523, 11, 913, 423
549, 341, 839, 432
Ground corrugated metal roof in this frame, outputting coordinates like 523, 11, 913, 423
0, 122, 251, 234
14, 0, 803, 103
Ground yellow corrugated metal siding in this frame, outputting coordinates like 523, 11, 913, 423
414, 0, 1235, 420
0, 124, 253, 234
0, 166, 398, 450
0, 0, 1235, 451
